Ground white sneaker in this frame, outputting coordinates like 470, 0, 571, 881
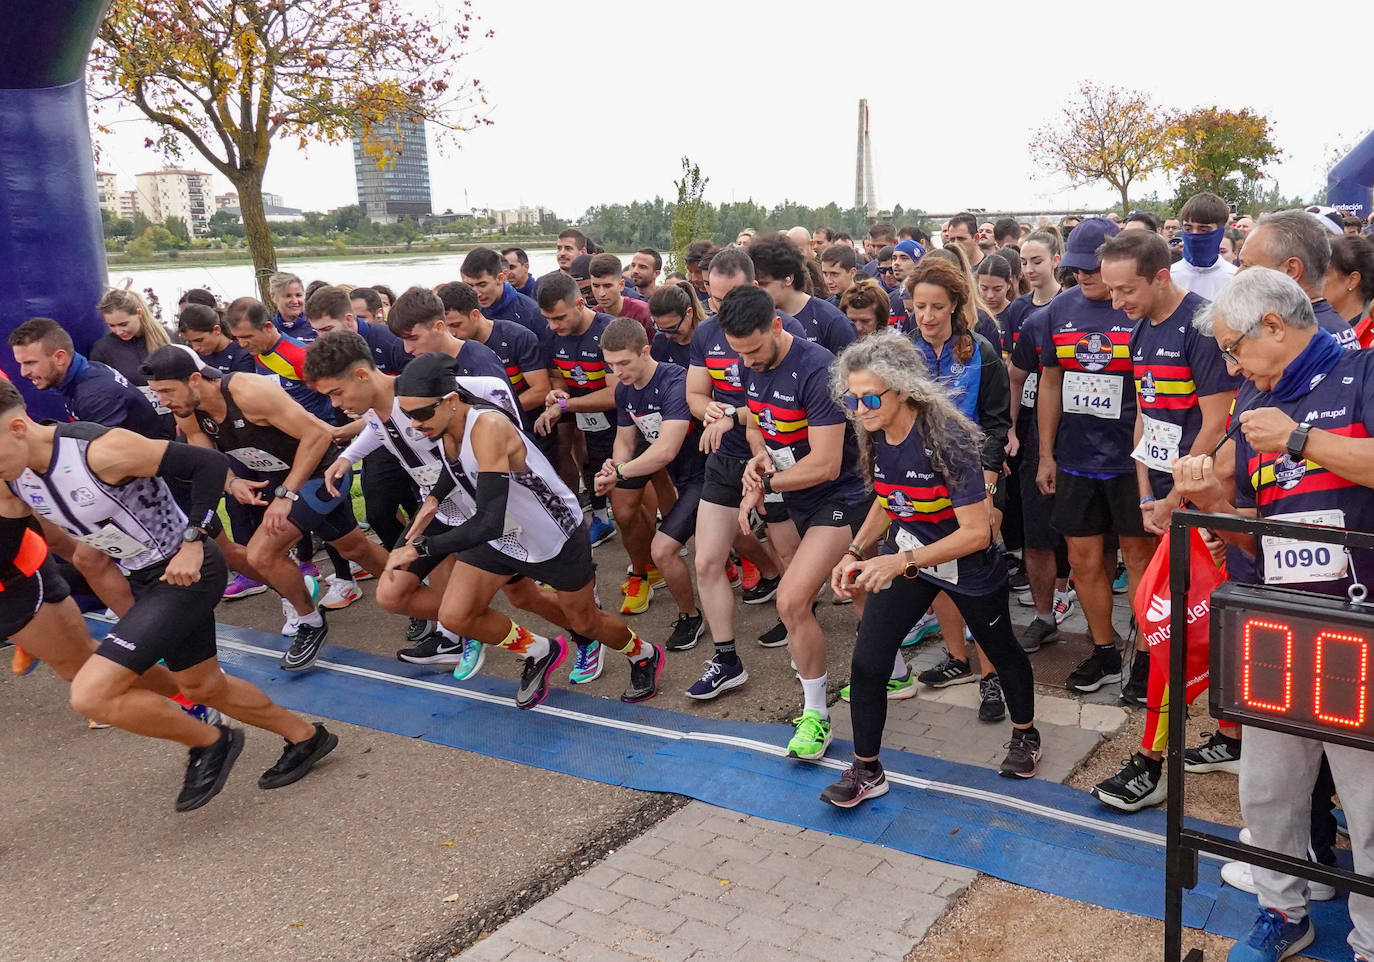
1222, 829, 1337, 901
1054, 589, 1077, 626
349, 560, 374, 582
320, 577, 362, 610
1016, 589, 1036, 607
281, 597, 301, 637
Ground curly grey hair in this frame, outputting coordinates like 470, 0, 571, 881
830, 330, 983, 486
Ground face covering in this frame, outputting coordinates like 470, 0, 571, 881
1182, 225, 1225, 269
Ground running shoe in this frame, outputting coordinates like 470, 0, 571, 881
1053, 588, 1077, 625
516, 636, 567, 710
725, 560, 741, 588
280, 611, 328, 672
1121, 647, 1150, 706
665, 612, 705, 652
757, 620, 788, 648
1090, 752, 1166, 812
1221, 842, 1337, 902
1067, 645, 1123, 693
786, 709, 832, 761
743, 573, 780, 605
621, 643, 665, 703
451, 638, 486, 681
1183, 730, 1243, 774
258, 722, 338, 789
588, 516, 617, 547
10, 646, 38, 676
978, 674, 1006, 722
900, 611, 941, 648
406, 617, 434, 644
1016, 588, 1036, 608
298, 560, 320, 580
820, 761, 889, 808
397, 632, 464, 666
917, 652, 974, 688
840, 669, 916, 702
620, 575, 653, 615
176, 724, 244, 812
620, 565, 665, 592
183, 702, 222, 727
998, 727, 1042, 779
1019, 617, 1059, 654
349, 559, 374, 582
280, 597, 300, 638
1006, 554, 1030, 592
88, 719, 112, 730
568, 639, 603, 684
686, 656, 748, 700
319, 577, 362, 610
1111, 562, 1129, 595
222, 572, 266, 600
1225, 909, 1313, 962
740, 559, 761, 591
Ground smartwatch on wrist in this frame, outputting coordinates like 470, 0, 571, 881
273, 484, 300, 502
761, 472, 775, 495
556, 396, 568, 413
411, 536, 432, 558
1286, 421, 1312, 461
614, 463, 626, 481
902, 548, 920, 579
182, 525, 208, 544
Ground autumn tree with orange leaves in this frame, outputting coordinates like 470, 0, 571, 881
89, 0, 489, 299
1029, 83, 1170, 215
1163, 106, 1281, 210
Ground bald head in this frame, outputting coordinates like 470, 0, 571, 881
786, 226, 812, 257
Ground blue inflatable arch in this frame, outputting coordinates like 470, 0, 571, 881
1328, 128, 1374, 221
0, 0, 112, 420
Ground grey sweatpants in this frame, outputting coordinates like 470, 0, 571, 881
1240, 727, 1374, 957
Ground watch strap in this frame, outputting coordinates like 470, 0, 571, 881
1286, 422, 1312, 461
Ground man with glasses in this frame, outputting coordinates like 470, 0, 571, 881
860, 222, 897, 279
1035, 217, 1151, 697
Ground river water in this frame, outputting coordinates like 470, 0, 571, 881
116, 248, 577, 315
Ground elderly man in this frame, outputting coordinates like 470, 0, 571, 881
785, 226, 813, 258
1173, 267, 1374, 962
1240, 210, 1358, 350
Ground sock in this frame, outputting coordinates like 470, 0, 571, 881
714, 639, 739, 666
299, 608, 323, 628
498, 622, 549, 659
438, 626, 465, 644
593, 508, 609, 524
171, 693, 195, 709
1035, 612, 1055, 625
615, 630, 649, 661
571, 630, 597, 648
800, 674, 828, 718
855, 756, 882, 773
891, 651, 908, 681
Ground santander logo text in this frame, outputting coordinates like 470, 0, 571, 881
1144, 593, 1211, 648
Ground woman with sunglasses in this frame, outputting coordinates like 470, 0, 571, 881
822, 332, 1040, 807
647, 280, 707, 368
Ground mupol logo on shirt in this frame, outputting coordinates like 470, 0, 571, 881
69, 486, 96, 508
1274, 454, 1307, 490
1075, 333, 1114, 371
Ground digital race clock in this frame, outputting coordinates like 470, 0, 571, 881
1210, 582, 1374, 751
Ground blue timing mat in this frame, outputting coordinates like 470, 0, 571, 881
86, 617, 1359, 960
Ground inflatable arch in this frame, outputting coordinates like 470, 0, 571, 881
1328, 128, 1374, 221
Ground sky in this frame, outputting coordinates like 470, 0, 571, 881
93, 0, 1374, 221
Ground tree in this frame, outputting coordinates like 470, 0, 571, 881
90, 0, 488, 300
1030, 82, 1170, 214
163, 215, 191, 244
669, 157, 709, 271
1164, 106, 1281, 209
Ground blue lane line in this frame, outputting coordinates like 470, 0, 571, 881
91, 617, 1357, 960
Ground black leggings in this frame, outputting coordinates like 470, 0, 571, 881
361, 447, 418, 550
850, 577, 1034, 758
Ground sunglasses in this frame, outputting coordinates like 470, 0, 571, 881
877, 266, 895, 275
654, 316, 684, 336
841, 388, 891, 411
399, 394, 454, 422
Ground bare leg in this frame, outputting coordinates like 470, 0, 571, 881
781, 525, 849, 680
171, 657, 316, 742
650, 532, 695, 614
1066, 534, 1113, 647
329, 527, 389, 578
611, 487, 653, 575
69, 656, 220, 749
694, 502, 738, 644
246, 524, 313, 616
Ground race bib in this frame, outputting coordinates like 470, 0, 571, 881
894, 526, 959, 584
406, 461, 443, 488
139, 385, 170, 415
768, 445, 797, 471
75, 522, 147, 559
1020, 372, 1038, 409
226, 446, 291, 473
1131, 415, 1184, 472
632, 412, 663, 444
1262, 509, 1350, 586
1062, 371, 1123, 420
575, 412, 611, 432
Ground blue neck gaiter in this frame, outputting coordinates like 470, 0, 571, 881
1271, 328, 1344, 403
1182, 225, 1225, 269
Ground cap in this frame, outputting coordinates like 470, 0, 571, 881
1059, 216, 1121, 272
140, 344, 220, 381
569, 254, 593, 281
893, 239, 925, 261
1304, 205, 1346, 236
394, 351, 458, 399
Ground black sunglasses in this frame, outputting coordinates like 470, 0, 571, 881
654, 316, 684, 336
399, 396, 452, 422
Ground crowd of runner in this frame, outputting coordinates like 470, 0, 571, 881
2, 198, 1372, 962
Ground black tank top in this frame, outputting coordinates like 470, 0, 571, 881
194, 372, 337, 480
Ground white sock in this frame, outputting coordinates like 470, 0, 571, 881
438, 626, 465, 644
891, 652, 908, 681
524, 633, 551, 660
800, 674, 828, 717
299, 607, 323, 628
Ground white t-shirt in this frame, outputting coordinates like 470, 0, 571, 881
1171, 257, 1237, 301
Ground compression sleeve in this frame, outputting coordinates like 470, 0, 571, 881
421, 472, 509, 556
158, 441, 231, 530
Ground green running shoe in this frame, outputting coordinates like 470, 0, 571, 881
839, 670, 916, 703
786, 709, 832, 761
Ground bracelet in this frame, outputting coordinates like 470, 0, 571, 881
556, 396, 568, 413
1139, 496, 1156, 506
846, 542, 866, 562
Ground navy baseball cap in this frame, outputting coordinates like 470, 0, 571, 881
1059, 216, 1121, 273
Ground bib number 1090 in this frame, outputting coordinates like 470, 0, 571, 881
1269, 545, 1333, 571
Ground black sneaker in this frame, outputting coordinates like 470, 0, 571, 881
1121, 647, 1149, 706
1183, 730, 1243, 774
1091, 752, 1166, 812
396, 631, 464, 665
917, 652, 974, 688
622, 643, 665, 703
516, 635, 567, 710
258, 722, 338, 789
758, 620, 788, 648
406, 617, 434, 644
1066, 645, 1122, 693
820, 761, 889, 809
978, 674, 1006, 722
998, 727, 1041, 779
665, 612, 705, 652
176, 724, 244, 812
1006, 554, 1030, 593
1019, 617, 1059, 654
743, 574, 780, 605
280, 611, 328, 671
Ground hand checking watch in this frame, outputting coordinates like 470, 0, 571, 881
1286, 421, 1312, 461
722, 404, 737, 422
411, 536, 432, 558
273, 484, 300, 502
761, 471, 775, 495
182, 525, 208, 544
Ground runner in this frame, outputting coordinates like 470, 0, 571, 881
502, 247, 537, 300
588, 253, 654, 338
224, 297, 335, 420
820, 244, 858, 305
178, 304, 256, 374
385, 286, 511, 381
0, 377, 335, 811
460, 246, 552, 349
748, 236, 858, 355
839, 279, 891, 337
93, 287, 175, 426
627, 248, 662, 300
647, 281, 707, 369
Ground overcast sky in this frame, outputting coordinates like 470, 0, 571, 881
94, 0, 1373, 221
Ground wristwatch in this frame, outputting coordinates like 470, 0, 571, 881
761, 471, 775, 494
182, 525, 208, 544
722, 404, 737, 423
273, 484, 300, 502
1286, 421, 1312, 461
411, 536, 432, 558
902, 548, 920, 579
614, 463, 626, 481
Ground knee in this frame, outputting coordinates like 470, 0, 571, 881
649, 537, 675, 570
374, 576, 408, 613
564, 604, 603, 639
437, 597, 480, 634
68, 675, 107, 720
175, 673, 226, 704
245, 537, 274, 572
775, 583, 812, 626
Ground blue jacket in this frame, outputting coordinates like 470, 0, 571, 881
57, 353, 173, 440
